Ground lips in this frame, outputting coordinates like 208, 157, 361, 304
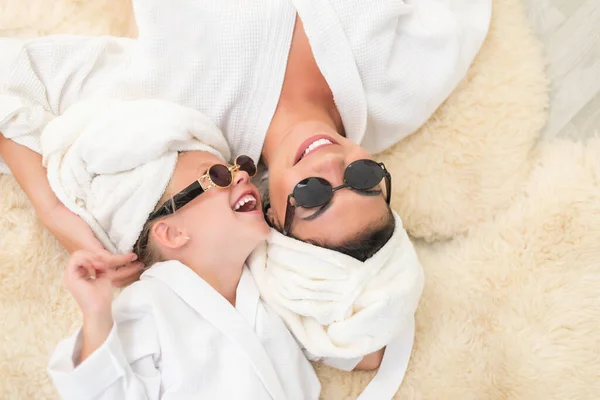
233, 194, 257, 212
294, 135, 338, 165
231, 188, 261, 213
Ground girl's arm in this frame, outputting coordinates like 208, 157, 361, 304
49, 251, 160, 400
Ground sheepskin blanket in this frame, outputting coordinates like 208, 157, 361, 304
1, 0, 598, 399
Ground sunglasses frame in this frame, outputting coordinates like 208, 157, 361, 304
199, 155, 256, 190
146, 155, 256, 223
282, 160, 392, 236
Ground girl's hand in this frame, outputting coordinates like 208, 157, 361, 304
107, 259, 144, 288
64, 250, 138, 318
48, 204, 144, 288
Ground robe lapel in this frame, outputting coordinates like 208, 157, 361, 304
144, 261, 287, 400
235, 267, 260, 328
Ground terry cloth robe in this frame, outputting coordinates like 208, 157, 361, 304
0, 0, 492, 173
48, 261, 321, 400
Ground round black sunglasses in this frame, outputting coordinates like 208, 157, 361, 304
282, 159, 391, 235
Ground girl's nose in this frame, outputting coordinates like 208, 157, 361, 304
233, 169, 250, 186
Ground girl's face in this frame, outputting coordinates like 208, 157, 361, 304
153, 151, 270, 259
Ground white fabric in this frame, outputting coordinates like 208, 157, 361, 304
302, 348, 362, 372
48, 261, 321, 400
1, 0, 492, 174
248, 211, 425, 359
248, 211, 424, 398
356, 318, 416, 400
292, 0, 492, 154
41, 98, 230, 254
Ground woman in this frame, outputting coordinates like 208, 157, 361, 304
0, 0, 492, 269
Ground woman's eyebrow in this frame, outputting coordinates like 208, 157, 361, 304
354, 189, 382, 196
302, 202, 332, 221
301, 189, 383, 221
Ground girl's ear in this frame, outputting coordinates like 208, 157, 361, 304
152, 221, 189, 250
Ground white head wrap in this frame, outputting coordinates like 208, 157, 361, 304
248, 210, 424, 359
41, 98, 231, 254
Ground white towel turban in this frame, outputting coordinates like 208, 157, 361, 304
248, 210, 425, 359
40, 98, 231, 254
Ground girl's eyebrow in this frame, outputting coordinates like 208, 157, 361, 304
196, 160, 214, 176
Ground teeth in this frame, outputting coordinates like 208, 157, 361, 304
303, 139, 332, 158
234, 194, 257, 211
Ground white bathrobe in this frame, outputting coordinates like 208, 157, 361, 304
0, 0, 492, 173
48, 261, 320, 400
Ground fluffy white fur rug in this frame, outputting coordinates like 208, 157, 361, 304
1, 0, 599, 399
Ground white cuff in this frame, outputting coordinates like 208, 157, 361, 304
0, 95, 51, 141
0, 95, 53, 174
48, 324, 127, 400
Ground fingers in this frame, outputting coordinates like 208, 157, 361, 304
65, 250, 142, 289
67, 250, 95, 271
97, 251, 139, 270
108, 261, 144, 288
65, 251, 96, 281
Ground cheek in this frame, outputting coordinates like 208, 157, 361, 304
341, 139, 372, 161
184, 199, 230, 231
267, 173, 285, 222
189, 208, 237, 247
268, 168, 303, 223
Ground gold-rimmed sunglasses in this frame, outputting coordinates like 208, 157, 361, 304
198, 155, 257, 190
147, 155, 257, 222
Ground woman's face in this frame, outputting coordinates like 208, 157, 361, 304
266, 121, 390, 246
158, 151, 270, 256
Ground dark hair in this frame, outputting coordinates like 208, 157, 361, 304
133, 197, 178, 268
133, 217, 164, 268
294, 208, 395, 261
264, 189, 395, 262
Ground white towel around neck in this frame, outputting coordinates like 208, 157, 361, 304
248, 210, 425, 359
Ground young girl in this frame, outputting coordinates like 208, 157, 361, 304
44, 98, 320, 399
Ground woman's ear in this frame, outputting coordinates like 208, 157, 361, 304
265, 207, 278, 229
152, 220, 189, 250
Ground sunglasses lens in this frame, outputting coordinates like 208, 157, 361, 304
293, 177, 332, 208
209, 164, 232, 187
236, 155, 257, 177
345, 159, 384, 190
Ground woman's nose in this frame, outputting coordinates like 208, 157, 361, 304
312, 153, 345, 184
233, 169, 250, 186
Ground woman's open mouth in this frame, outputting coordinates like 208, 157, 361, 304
294, 135, 338, 165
